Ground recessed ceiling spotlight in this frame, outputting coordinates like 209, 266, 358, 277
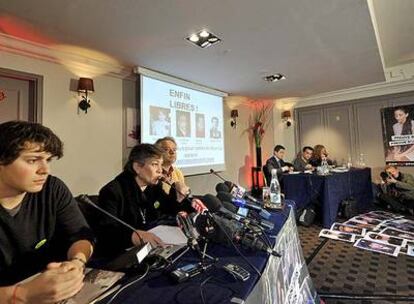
189, 34, 199, 42
263, 73, 286, 82
186, 29, 221, 48
199, 30, 210, 38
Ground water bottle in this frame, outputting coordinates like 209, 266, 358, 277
320, 157, 329, 175
358, 153, 366, 167
270, 169, 282, 207
347, 155, 352, 169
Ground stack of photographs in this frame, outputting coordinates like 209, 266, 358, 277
319, 211, 414, 257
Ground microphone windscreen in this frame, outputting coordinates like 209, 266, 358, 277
224, 181, 235, 191
215, 182, 230, 193
216, 192, 238, 213
222, 201, 238, 214
216, 191, 233, 202
201, 194, 222, 213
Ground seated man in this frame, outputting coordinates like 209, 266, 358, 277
293, 146, 314, 172
377, 165, 414, 214
97, 144, 190, 257
155, 137, 186, 195
264, 145, 293, 186
0, 121, 94, 303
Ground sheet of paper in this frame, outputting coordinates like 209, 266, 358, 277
149, 225, 188, 245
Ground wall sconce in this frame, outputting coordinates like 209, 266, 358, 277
281, 110, 292, 127
230, 109, 238, 128
77, 77, 94, 113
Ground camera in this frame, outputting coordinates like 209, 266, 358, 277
380, 171, 389, 181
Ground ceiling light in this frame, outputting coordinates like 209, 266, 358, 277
199, 30, 209, 38
189, 34, 199, 42
263, 73, 287, 82
186, 29, 221, 48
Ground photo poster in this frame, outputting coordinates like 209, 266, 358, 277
140, 75, 225, 174
381, 104, 414, 166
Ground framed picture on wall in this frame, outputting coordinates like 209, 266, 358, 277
126, 107, 138, 148
381, 104, 414, 166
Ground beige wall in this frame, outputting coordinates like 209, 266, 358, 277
0, 51, 125, 195
272, 98, 298, 162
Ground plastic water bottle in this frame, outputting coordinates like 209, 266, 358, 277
320, 157, 329, 175
270, 169, 282, 206
358, 153, 366, 167
347, 155, 352, 169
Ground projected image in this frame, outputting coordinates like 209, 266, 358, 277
210, 116, 221, 139
195, 113, 205, 138
150, 106, 171, 136
141, 75, 225, 175
176, 111, 191, 137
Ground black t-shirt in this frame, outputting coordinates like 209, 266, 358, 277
0, 176, 94, 285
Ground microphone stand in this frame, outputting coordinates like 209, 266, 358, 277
160, 179, 218, 267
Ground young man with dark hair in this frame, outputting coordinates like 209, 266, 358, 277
97, 143, 190, 257
263, 144, 293, 185
292, 146, 314, 172
0, 121, 94, 303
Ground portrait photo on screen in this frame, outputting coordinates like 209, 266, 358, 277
176, 110, 191, 137
195, 113, 205, 138
150, 106, 171, 137
210, 116, 221, 139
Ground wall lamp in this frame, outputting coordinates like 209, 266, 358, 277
230, 109, 239, 128
77, 77, 94, 114
281, 110, 292, 127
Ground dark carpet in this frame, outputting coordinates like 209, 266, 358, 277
298, 224, 414, 304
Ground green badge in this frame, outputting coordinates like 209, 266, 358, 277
35, 238, 47, 250
154, 201, 160, 209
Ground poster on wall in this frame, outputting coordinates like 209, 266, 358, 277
381, 104, 414, 166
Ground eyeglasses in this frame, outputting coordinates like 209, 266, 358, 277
162, 148, 177, 154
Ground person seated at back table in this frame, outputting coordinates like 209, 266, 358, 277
309, 144, 334, 167
155, 136, 187, 195
264, 145, 293, 186
97, 144, 191, 257
0, 120, 95, 304
292, 146, 315, 172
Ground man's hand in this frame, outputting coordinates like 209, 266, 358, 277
305, 164, 314, 171
387, 176, 397, 184
282, 166, 290, 172
175, 181, 190, 203
131, 230, 165, 248
17, 263, 84, 303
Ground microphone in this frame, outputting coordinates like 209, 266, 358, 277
77, 195, 151, 263
215, 182, 230, 193
239, 232, 281, 257
176, 211, 203, 258
211, 170, 260, 205
199, 209, 280, 257
160, 177, 194, 205
216, 192, 239, 213
232, 198, 271, 220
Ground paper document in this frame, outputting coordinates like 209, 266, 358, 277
149, 225, 188, 245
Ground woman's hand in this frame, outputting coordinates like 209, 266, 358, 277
131, 230, 165, 248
